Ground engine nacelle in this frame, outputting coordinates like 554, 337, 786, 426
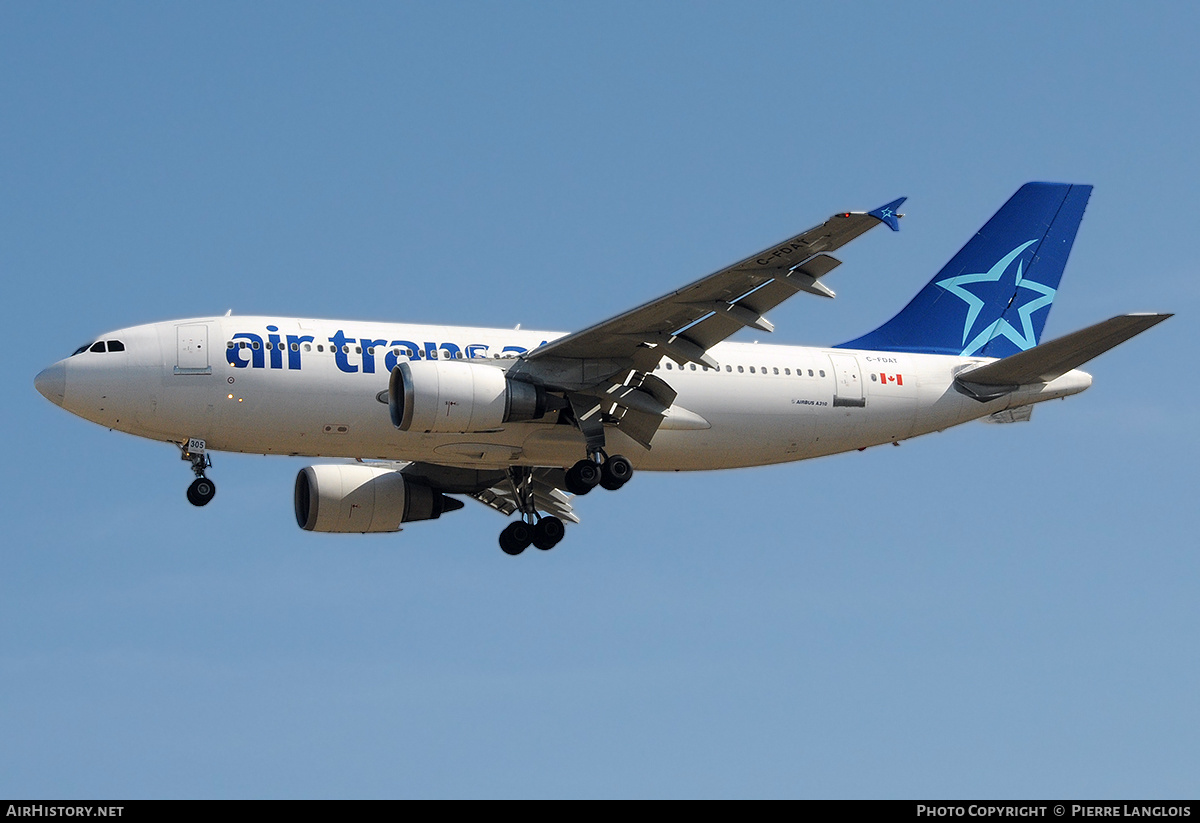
389, 360, 548, 433
294, 464, 463, 533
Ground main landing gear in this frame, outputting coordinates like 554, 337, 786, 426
499, 466, 567, 556
499, 517, 566, 555
565, 452, 632, 495
499, 453, 633, 556
180, 439, 216, 507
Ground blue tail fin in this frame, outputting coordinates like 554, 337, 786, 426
836, 182, 1093, 357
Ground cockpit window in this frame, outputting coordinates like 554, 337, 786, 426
71, 339, 125, 356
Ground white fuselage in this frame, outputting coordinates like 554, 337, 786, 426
43, 316, 1093, 470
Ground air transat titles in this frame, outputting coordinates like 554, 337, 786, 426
225, 324, 545, 373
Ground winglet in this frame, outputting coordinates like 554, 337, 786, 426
868, 197, 906, 232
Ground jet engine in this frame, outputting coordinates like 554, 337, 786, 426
294, 464, 463, 533
389, 361, 548, 433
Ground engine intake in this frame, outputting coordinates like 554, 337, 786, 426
389, 361, 548, 433
294, 464, 463, 533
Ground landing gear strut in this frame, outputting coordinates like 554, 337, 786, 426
180, 439, 216, 507
499, 467, 566, 556
562, 394, 633, 495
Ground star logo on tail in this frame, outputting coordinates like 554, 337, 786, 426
934, 239, 1055, 356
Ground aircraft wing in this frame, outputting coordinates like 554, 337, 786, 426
525, 198, 904, 371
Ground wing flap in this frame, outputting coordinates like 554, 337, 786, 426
468, 468, 581, 523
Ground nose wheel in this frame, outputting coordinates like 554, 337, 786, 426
187, 477, 216, 507
180, 439, 216, 507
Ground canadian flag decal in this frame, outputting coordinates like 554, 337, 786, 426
880, 372, 903, 386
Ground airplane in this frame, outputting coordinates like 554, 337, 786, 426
34, 182, 1170, 555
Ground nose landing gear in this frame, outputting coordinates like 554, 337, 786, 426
180, 439, 216, 507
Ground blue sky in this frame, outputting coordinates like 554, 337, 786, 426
3, 2, 1197, 798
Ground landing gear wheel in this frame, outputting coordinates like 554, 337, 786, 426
565, 459, 601, 495
600, 454, 633, 490
499, 521, 534, 555
533, 516, 565, 550
187, 477, 216, 507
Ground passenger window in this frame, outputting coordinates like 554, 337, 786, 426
107, 340, 125, 352
90, 342, 106, 353
773, 367, 778, 375
689, 364, 696, 371
784, 368, 790, 375
737, 366, 744, 373
252, 341, 260, 350
317, 345, 324, 352
725, 365, 732, 372
819, 370, 825, 377
304, 344, 312, 352
808, 369, 814, 377
749, 367, 756, 374
227, 341, 235, 349
666, 362, 673, 370
291, 343, 299, 352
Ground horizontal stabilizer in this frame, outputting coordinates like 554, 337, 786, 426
958, 313, 1172, 391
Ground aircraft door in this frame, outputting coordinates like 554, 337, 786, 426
828, 353, 865, 407
175, 323, 212, 375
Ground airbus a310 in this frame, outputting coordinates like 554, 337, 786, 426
35, 183, 1169, 554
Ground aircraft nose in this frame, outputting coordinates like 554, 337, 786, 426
35, 362, 66, 406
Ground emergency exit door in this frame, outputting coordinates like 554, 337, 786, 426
175, 323, 212, 375
828, 353, 865, 407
